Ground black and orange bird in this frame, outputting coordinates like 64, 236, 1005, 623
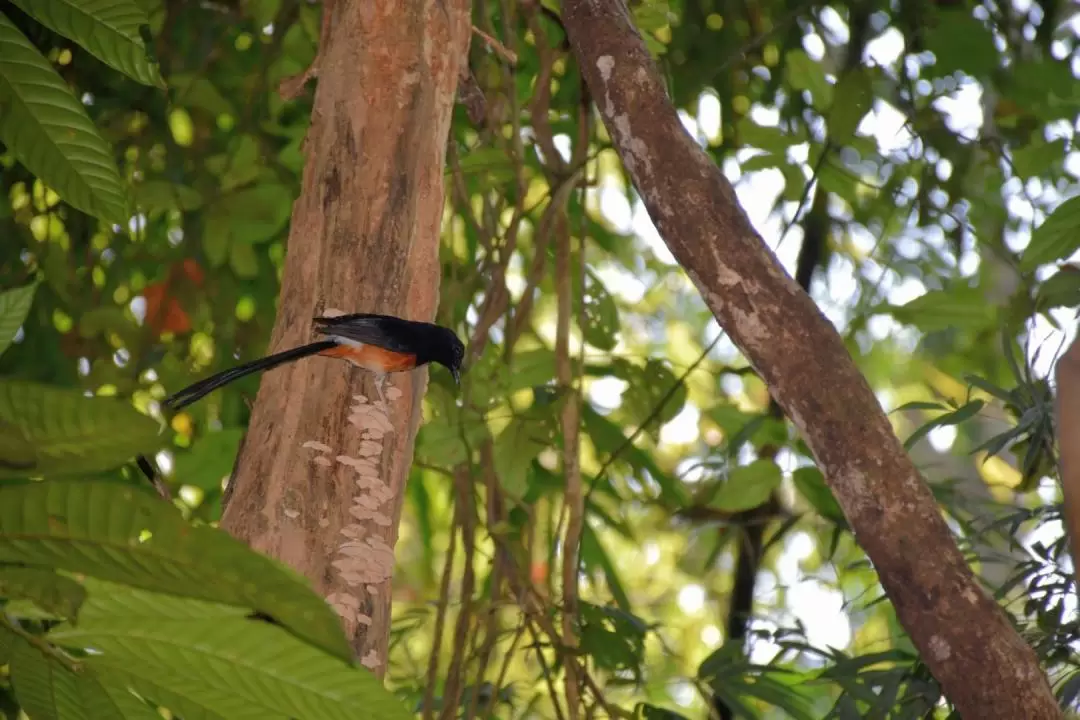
162, 313, 465, 411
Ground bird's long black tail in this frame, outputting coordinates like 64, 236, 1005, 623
163, 340, 337, 411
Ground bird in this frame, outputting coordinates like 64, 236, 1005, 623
162, 313, 465, 411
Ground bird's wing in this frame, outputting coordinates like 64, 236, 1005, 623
312, 313, 417, 354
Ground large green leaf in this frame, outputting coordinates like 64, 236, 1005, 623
5, 623, 159, 720
49, 580, 267, 720
0, 566, 87, 620
8, 0, 163, 87
0, 281, 38, 357
0, 480, 352, 662
50, 595, 412, 720
0, 13, 130, 224
0, 380, 162, 479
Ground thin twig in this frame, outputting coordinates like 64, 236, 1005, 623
582, 332, 724, 509
472, 24, 518, 65
423, 496, 462, 720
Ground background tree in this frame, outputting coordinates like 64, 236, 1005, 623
1, 0, 1079, 718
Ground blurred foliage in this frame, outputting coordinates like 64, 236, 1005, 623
1, 0, 1080, 718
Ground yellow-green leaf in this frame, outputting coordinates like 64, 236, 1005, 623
0, 13, 130, 224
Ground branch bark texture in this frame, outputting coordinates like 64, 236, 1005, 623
561, 1, 1058, 715
219, 0, 470, 673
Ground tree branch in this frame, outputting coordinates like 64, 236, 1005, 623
559, 0, 1059, 716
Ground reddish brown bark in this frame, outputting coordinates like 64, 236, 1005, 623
560, 0, 1059, 716
219, 0, 471, 673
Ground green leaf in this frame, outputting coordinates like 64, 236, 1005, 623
1012, 135, 1066, 181
579, 602, 647, 676
637, 704, 690, 720
0, 13, 130, 224
886, 285, 996, 332
0, 281, 38, 357
582, 406, 686, 505
1020, 195, 1080, 271
93, 666, 239, 720
492, 404, 558, 498
133, 181, 203, 212
170, 73, 234, 117
580, 271, 620, 351
1035, 268, 1080, 312
8, 0, 164, 87
206, 185, 294, 254
51, 614, 412, 720
202, 222, 230, 268
791, 467, 845, 524
580, 524, 631, 612
505, 349, 557, 394
0, 380, 162, 479
903, 399, 985, 451
712, 459, 781, 512
632, 2, 670, 32
0, 566, 87, 619
924, 10, 997, 79
172, 429, 243, 490
229, 242, 260, 278
735, 117, 802, 153
738, 152, 780, 172
247, 0, 282, 26
617, 359, 687, 433
0, 418, 37, 473
0, 480, 353, 662
827, 69, 874, 145
5, 622, 154, 720
784, 49, 832, 108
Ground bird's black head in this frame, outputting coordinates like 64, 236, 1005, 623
429, 326, 465, 384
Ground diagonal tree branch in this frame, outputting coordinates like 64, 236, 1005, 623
559, 1, 1059, 716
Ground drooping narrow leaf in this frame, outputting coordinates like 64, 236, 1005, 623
0, 480, 352, 662
0, 380, 162, 479
0, 13, 130, 224
8, 0, 163, 87
903, 399, 985, 451
0, 281, 38, 357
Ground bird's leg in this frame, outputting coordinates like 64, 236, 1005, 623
373, 372, 387, 405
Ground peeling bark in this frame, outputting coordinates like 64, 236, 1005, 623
219, 0, 471, 673
560, 0, 1059, 716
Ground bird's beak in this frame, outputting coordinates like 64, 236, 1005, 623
452, 368, 461, 385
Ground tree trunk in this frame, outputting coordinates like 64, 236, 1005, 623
219, 0, 471, 674
560, 0, 1060, 716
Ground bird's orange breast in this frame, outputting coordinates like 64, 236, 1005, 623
319, 343, 418, 373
